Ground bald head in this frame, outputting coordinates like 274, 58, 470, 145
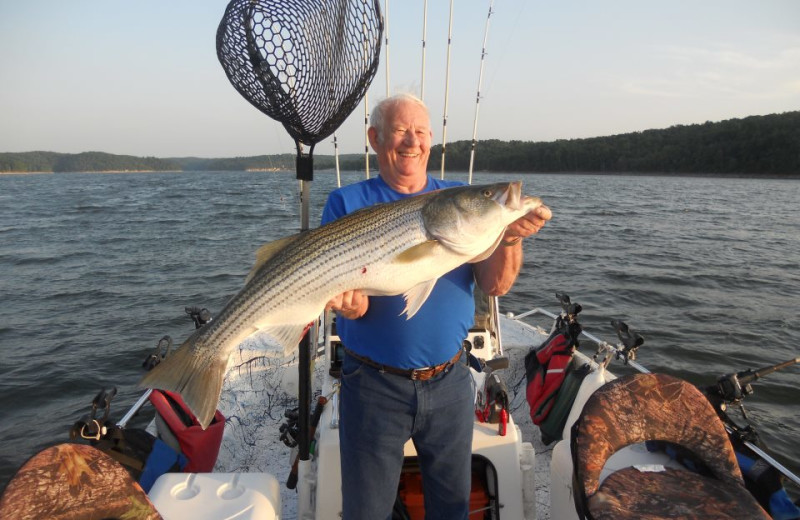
370, 93, 430, 144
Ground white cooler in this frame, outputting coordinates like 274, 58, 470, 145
148, 472, 281, 520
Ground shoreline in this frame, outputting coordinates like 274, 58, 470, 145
2, 169, 798, 179
0, 170, 181, 175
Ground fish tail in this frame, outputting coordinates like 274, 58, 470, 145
138, 340, 227, 430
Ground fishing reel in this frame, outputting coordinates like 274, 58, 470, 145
185, 306, 212, 329
142, 335, 173, 371
70, 387, 117, 441
589, 319, 645, 370
610, 319, 644, 364
556, 292, 582, 320
280, 407, 300, 448
714, 371, 754, 406
707, 357, 800, 414
553, 293, 583, 351
703, 357, 800, 446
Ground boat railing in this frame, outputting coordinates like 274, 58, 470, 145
507, 302, 800, 489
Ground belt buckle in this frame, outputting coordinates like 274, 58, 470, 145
410, 367, 432, 381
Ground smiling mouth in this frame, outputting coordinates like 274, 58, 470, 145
398, 152, 419, 158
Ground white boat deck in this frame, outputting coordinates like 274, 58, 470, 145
212, 316, 554, 519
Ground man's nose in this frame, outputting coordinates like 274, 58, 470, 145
403, 129, 419, 146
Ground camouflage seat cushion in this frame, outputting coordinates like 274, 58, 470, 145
588, 466, 769, 519
0, 443, 162, 520
572, 373, 770, 519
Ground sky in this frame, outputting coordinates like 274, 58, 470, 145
1, 0, 798, 158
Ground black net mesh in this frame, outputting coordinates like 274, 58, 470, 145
217, 0, 383, 147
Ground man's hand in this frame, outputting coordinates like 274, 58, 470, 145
474, 203, 552, 296
326, 289, 369, 319
504, 204, 552, 241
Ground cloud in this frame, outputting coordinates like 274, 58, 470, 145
617, 41, 800, 100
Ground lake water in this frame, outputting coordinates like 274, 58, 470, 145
1, 170, 798, 494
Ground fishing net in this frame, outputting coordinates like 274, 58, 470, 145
217, 0, 383, 152
215, 0, 383, 464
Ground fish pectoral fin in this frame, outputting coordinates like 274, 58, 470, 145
262, 323, 311, 356
394, 240, 440, 263
245, 233, 304, 284
401, 279, 438, 319
467, 232, 504, 263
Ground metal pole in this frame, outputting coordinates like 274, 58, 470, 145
334, 134, 341, 188
118, 389, 153, 428
439, 0, 455, 179
420, 0, 428, 101
468, 0, 495, 185
296, 141, 312, 472
364, 95, 370, 179
384, 0, 390, 97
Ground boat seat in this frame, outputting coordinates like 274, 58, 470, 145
570, 372, 770, 520
0, 443, 161, 520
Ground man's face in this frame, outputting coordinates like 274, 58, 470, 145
371, 100, 432, 183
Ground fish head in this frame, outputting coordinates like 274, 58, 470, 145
422, 182, 542, 257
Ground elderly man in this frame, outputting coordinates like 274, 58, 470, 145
322, 93, 551, 519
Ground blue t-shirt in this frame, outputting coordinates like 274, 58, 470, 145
321, 175, 475, 368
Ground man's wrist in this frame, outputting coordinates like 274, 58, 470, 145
501, 235, 522, 246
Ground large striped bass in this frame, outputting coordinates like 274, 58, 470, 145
140, 181, 543, 428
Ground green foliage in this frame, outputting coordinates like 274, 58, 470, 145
428, 112, 800, 176
2, 112, 798, 175
53, 152, 179, 172
0, 151, 179, 173
0, 151, 63, 172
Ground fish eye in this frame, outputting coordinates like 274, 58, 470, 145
482, 189, 493, 197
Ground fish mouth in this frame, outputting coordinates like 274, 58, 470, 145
498, 182, 523, 210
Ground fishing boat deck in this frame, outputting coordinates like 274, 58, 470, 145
212, 314, 554, 519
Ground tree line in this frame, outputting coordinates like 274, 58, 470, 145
427, 111, 800, 176
0, 151, 179, 173
2, 111, 798, 176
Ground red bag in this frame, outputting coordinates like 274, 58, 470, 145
149, 390, 225, 473
525, 319, 581, 425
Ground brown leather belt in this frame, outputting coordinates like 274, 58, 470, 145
343, 348, 463, 381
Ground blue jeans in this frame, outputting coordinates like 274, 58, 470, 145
339, 351, 474, 520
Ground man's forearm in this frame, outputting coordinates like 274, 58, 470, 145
473, 235, 523, 296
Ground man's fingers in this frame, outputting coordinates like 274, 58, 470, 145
327, 290, 364, 312
535, 204, 552, 221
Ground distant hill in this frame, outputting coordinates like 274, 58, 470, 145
429, 111, 800, 176
2, 111, 798, 176
0, 151, 179, 173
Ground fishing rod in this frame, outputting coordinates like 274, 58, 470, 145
439, 0, 455, 179
587, 321, 799, 487
467, 0, 495, 185
420, 0, 428, 101
705, 357, 800, 488
384, 0, 390, 98
592, 325, 799, 486
511, 298, 800, 488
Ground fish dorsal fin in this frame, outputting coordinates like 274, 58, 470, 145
467, 232, 505, 263
401, 279, 438, 319
394, 240, 440, 263
245, 234, 302, 284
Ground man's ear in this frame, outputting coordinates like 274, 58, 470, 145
367, 126, 380, 152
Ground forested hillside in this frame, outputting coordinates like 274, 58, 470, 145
0, 151, 178, 173
2, 111, 798, 175
428, 112, 799, 175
